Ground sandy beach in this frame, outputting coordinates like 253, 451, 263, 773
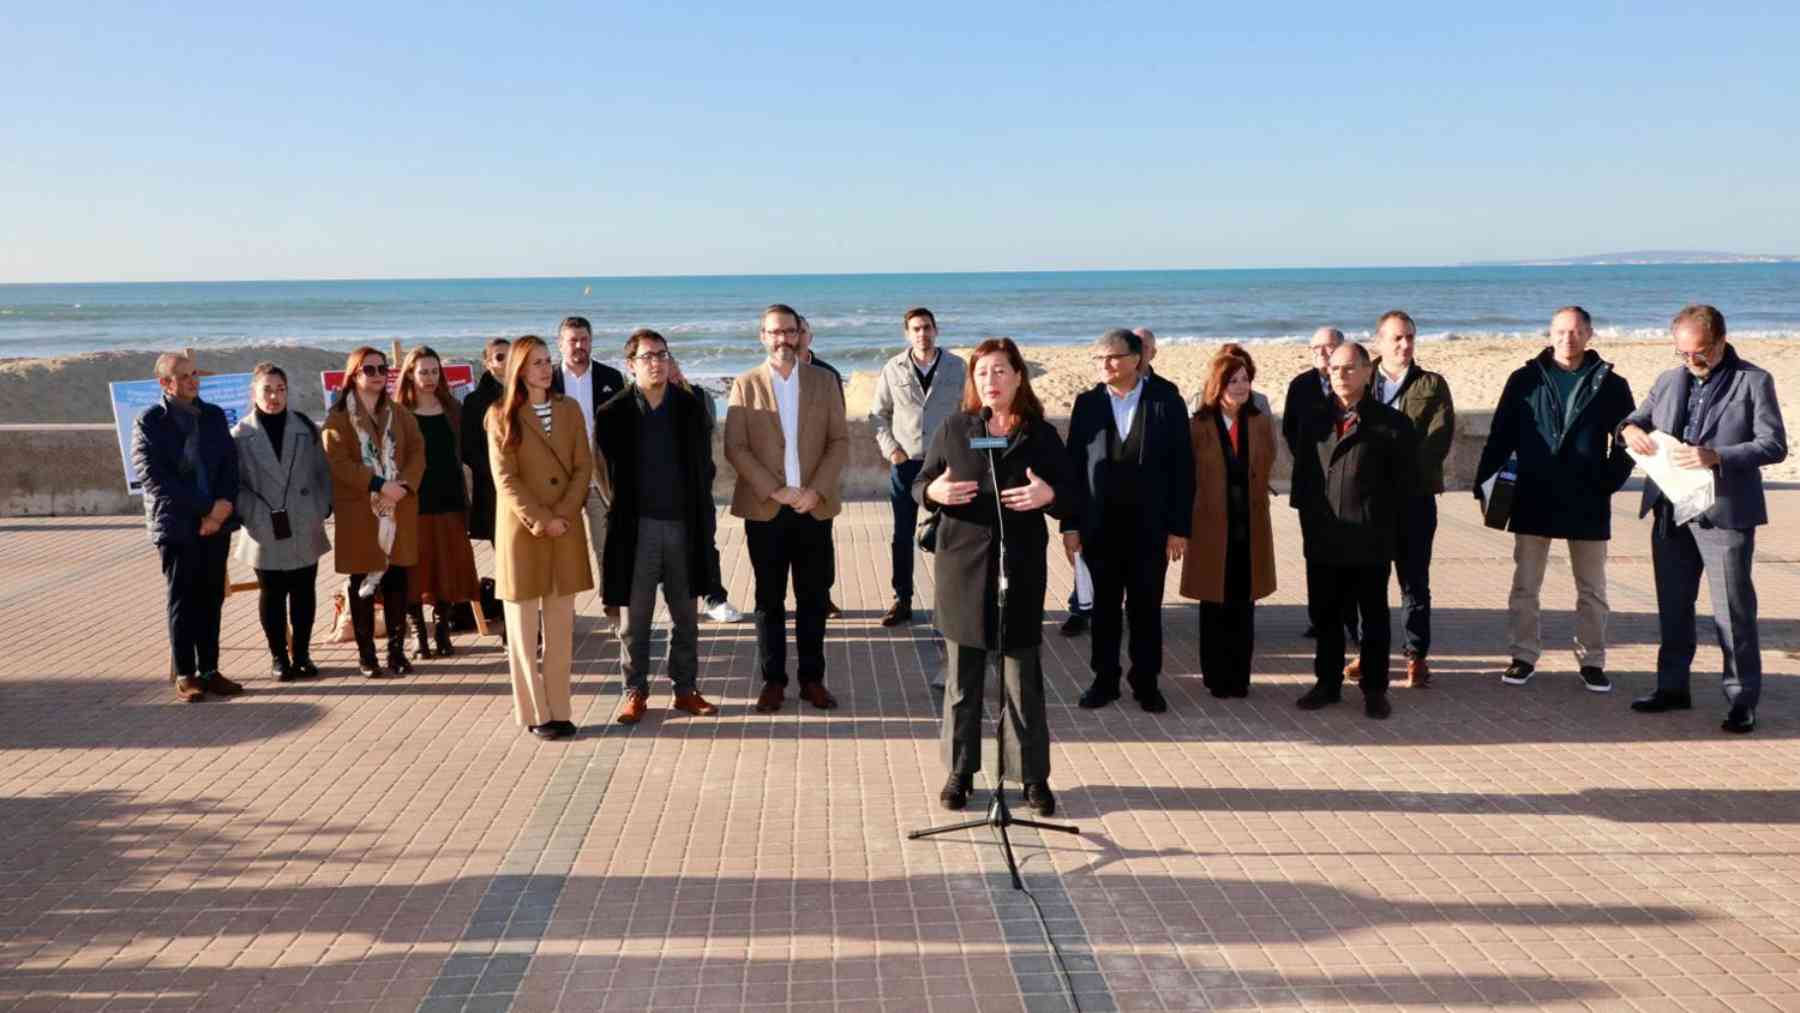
10, 336, 1800, 478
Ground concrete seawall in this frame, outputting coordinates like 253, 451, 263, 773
3, 414, 1499, 518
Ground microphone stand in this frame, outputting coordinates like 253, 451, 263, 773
908, 421, 1078, 891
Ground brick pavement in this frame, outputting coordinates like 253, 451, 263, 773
4, 491, 1800, 1012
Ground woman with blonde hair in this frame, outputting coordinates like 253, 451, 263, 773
323, 346, 425, 677
488, 335, 595, 740
1180, 347, 1277, 698
396, 345, 482, 659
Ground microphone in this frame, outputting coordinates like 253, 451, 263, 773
974, 406, 1010, 602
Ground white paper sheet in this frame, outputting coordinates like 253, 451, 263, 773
1627, 431, 1716, 526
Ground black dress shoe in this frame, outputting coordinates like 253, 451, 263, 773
1631, 689, 1693, 713
291, 656, 320, 678
1296, 684, 1342, 710
359, 657, 387, 678
529, 724, 558, 740
1302, 623, 1317, 638
879, 600, 914, 627
939, 773, 973, 811
1059, 612, 1090, 637
1078, 680, 1120, 709
271, 658, 295, 683
1364, 694, 1392, 720
551, 720, 579, 737
1722, 705, 1756, 734
1136, 688, 1169, 714
825, 599, 844, 619
387, 654, 415, 676
1023, 781, 1056, 817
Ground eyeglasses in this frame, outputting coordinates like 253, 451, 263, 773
762, 327, 800, 339
359, 364, 390, 377
631, 350, 671, 363
1089, 352, 1140, 366
1674, 345, 1719, 364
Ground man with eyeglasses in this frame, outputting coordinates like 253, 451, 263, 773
1621, 304, 1787, 734
1292, 341, 1418, 720
725, 304, 850, 713
133, 352, 243, 702
1064, 328, 1195, 713
595, 330, 721, 724
549, 315, 627, 624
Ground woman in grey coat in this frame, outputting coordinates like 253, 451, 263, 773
233, 363, 333, 681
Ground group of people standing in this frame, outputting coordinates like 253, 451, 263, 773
134, 299, 1786, 813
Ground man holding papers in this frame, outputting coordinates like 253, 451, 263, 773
1620, 304, 1788, 733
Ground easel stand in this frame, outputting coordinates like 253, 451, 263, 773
906, 442, 1078, 890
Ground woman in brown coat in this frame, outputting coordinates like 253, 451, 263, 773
1180, 347, 1277, 698
323, 346, 426, 677
397, 345, 481, 660
488, 335, 595, 740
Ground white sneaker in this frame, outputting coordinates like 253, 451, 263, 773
706, 599, 745, 623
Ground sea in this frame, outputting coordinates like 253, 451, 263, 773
4, 264, 1797, 378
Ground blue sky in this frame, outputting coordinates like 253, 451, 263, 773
4, 3, 1798, 282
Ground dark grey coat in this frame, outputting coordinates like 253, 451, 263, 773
1622, 344, 1788, 529
232, 409, 333, 571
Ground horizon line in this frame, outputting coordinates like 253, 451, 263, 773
8, 256, 1798, 288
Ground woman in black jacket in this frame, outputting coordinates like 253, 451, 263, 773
915, 337, 1082, 817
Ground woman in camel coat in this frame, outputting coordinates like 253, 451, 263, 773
488, 334, 594, 740
1180, 347, 1277, 698
322, 345, 425, 677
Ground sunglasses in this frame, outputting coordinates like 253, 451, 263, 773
359, 363, 391, 378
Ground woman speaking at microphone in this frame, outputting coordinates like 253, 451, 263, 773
915, 337, 1081, 816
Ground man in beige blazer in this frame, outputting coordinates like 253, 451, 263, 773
725, 303, 850, 713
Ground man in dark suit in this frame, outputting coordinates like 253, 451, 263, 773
1064, 329, 1196, 713
1284, 327, 1359, 645
596, 329, 721, 725
548, 316, 627, 620
1621, 304, 1788, 733
1291, 341, 1418, 720
132, 352, 243, 703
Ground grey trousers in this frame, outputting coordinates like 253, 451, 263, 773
942, 639, 1050, 785
1509, 534, 1609, 668
582, 484, 608, 608
1653, 516, 1762, 709
617, 517, 700, 695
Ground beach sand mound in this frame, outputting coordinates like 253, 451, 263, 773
0, 347, 380, 424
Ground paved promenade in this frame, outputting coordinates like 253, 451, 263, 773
5, 491, 1800, 1012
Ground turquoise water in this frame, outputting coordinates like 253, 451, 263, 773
3, 264, 1796, 375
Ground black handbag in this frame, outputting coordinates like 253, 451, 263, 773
916, 510, 941, 553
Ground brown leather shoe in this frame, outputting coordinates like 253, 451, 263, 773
174, 675, 207, 703
1343, 657, 1362, 682
615, 690, 648, 725
671, 691, 718, 716
755, 683, 785, 713
797, 681, 838, 710
202, 671, 244, 697
1406, 656, 1431, 688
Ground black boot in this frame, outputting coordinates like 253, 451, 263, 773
384, 577, 415, 675
349, 590, 385, 677
387, 622, 415, 675
409, 604, 434, 659
434, 606, 456, 657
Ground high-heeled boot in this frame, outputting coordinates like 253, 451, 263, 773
350, 590, 384, 677
434, 605, 456, 656
409, 604, 434, 659
385, 584, 415, 675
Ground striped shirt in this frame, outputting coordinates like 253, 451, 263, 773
532, 401, 554, 433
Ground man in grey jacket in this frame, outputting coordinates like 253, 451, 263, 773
1621, 304, 1787, 733
868, 306, 966, 626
